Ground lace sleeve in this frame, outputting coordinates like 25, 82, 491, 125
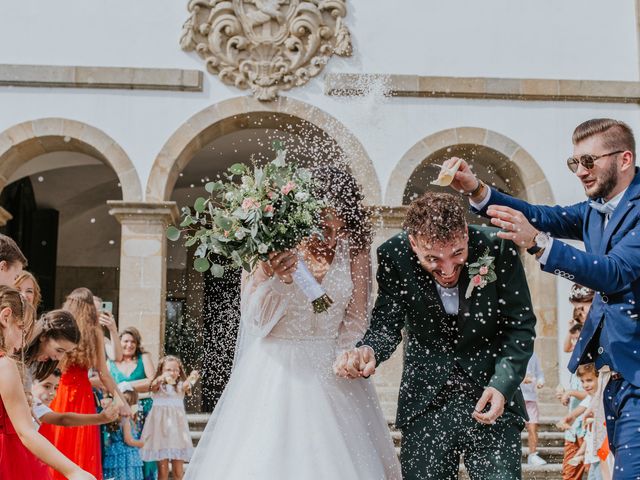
337, 248, 372, 353
240, 266, 292, 338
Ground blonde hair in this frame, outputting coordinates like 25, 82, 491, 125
15, 271, 42, 309
60, 288, 100, 370
576, 363, 599, 378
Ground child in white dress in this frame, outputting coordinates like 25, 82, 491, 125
140, 355, 199, 480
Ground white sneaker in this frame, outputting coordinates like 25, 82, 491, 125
527, 452, 548, 466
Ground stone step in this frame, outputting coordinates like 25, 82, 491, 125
187, 414, 565, 480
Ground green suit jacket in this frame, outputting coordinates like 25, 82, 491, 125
360, 226, 536, 428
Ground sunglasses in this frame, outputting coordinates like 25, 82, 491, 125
566, 150, 624, 173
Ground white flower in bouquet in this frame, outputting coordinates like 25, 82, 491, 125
295, 191, 309, 202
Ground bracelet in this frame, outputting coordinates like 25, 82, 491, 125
466, 180, 484, 197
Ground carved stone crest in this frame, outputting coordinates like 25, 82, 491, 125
180, 0, 352, 101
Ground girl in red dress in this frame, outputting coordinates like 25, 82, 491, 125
0, 285, 95, 480
41, 288, 131, 480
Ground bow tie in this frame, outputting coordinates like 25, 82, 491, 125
589, 200, 615, 216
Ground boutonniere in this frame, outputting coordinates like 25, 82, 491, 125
465, 248, 497, 299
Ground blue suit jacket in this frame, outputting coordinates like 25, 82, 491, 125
474, 170, 640, 388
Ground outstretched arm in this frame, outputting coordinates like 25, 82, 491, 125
445, 157, 586, 240
337, 249, 373, 352
0, 358, 95, 480
358, 247, 407, 364
40, 403, 118, 427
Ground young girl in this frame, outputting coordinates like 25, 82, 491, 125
103, 386, 145, 480
140, 355, 199, 480
0, 285, 95, 480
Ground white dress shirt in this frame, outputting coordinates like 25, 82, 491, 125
435, 284, 459, 315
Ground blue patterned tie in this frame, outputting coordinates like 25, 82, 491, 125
589, 200, 615, 216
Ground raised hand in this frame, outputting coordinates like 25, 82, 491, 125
472, 386, 505, 425
486, 205, 538, 248
444, 157, 480, 195
98, 311, 117, 334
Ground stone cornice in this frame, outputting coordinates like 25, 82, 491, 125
0, 64, 203, 92
368, 205, 408, 229
107, 201, 180, 225
325, 73, 640, 104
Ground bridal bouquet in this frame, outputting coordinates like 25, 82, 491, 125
167, 147, 334, 313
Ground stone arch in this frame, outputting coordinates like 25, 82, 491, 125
146, 96, 381, 204
387, 127, 560, 397
0, 118, 143, 201
386, 127, 553, 207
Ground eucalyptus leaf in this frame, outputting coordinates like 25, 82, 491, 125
184, 236, 199, 247
210, 263, 225, 278
228, 163, 246, 175
194, 197, 207, 213
193, 257, 210, 273
205, 181, 223, 193
180, 216, 194, 228
194, 243, 208, 258
166, 226, 181, 241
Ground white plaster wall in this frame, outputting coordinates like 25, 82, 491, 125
1, 0, 639, 193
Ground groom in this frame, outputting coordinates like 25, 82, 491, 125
336, 192, 536, 479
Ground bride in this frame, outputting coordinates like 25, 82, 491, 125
185, 166, 401, 479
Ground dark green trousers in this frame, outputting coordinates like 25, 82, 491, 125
400, 368, 525, 480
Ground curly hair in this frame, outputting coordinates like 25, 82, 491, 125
311, 165, 373, 256
403, 192, 467, 244
60, 287, 101, 370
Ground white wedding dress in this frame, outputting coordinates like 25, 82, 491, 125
185, 239, 402, 479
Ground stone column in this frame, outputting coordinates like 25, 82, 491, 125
108, 201, 179, 362
369, 206, 407, 421
0, 207, 13, 227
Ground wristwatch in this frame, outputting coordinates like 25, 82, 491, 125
527, 231, 550, 256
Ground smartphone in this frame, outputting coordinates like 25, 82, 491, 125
101, 301, 113, 314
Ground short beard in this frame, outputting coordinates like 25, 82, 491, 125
587, 161, 618, 200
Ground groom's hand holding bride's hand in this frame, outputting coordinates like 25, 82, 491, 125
262, 250, 298, 284
472, 386, 506, 425
333, 346, 377, 379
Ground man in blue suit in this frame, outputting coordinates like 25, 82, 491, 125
446, 118, 640, 479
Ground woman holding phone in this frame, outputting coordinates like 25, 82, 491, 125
41, 288, 132, 480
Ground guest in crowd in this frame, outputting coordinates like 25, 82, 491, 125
0, 285, 95, 480
41, 287, 131, 480
521, 351, 546, 466
22, 309, 79, 393
141, 355, 198, 480
15, 271, 42, 310
93, 295, 122, 362
563, 284, 594, 353
108, 326, 157, 480
0, 233, 26, 287
31, 369, 118, 429
103, 385, 145, 480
